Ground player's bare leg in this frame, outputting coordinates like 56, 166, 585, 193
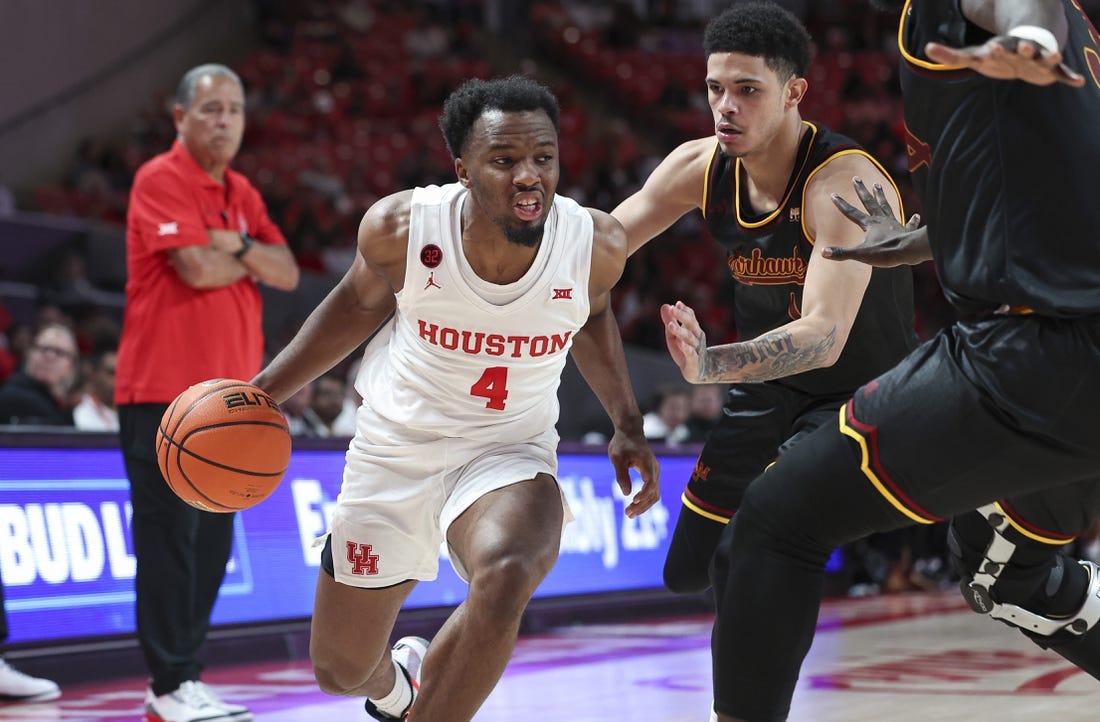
310, 572, 415, 698
409, 474, 563, 722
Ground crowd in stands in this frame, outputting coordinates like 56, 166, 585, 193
14, 0, 1100, 599
0, 304, 120, 429
19, 0, 1099, 309
2, 0, 974, 439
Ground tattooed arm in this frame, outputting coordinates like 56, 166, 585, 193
662, 302, 838, 383
662, 154, 901, 385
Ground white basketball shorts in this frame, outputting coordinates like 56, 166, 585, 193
323, 402, 573, 587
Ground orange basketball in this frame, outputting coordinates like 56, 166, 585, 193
156, 378, 291, 512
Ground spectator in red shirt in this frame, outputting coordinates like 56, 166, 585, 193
114, 63, 299, 722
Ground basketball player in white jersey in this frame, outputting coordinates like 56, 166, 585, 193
252, 76, 660, 722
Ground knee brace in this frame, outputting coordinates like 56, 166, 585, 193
955, 504, 1100, 638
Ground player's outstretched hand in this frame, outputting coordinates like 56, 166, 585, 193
607, 429, 660, 518
925, 36, 1084, 87
661, 301, 707, 383
824, 177, 929, 267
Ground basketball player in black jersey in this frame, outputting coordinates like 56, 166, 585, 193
698, 1, 1100, 720
610, 2, 917, 596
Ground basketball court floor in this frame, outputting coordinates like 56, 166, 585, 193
3, 590, 1097, 721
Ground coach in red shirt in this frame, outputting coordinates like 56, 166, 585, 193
115, 63, 299, 722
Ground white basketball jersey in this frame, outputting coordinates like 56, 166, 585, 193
354, 183, 593, 442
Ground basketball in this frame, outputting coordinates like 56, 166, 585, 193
156, 378, 291, 512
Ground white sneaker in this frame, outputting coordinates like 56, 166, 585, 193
193, 681, 251, 720
365, 636, 430, 720
144, 681, 238, 722
391, 636, 429, 697
0, 659, 60, 702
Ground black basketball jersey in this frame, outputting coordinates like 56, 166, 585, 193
702, 122, 917, 396
899, 0, 1100, 316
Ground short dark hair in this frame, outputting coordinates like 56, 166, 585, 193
176, 63, 243, 110
88, 333, 119, 368
439, 76, 560, 158
703, 2, 812, 80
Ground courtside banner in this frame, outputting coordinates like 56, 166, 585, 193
0, 443, 695, 644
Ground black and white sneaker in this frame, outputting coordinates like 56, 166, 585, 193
365, 636, 429, 720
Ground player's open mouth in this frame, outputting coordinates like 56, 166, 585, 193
514, 196, 542, 220
716, 124, 743, 142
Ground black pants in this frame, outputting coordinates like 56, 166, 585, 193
664, 383, 847, 593
119, 403, 236, 696
710, 316, 1100, 721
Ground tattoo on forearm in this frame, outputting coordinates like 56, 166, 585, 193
702, 327, 837, 382
694, 330, 707, 374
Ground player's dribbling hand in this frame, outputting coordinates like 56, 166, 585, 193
661, 301, 707, 383
607, 429, 660, 518
925, 37, 1084, 87
825, 177, 928, 267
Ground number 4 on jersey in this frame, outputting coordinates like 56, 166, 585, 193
471, 366, 509, 410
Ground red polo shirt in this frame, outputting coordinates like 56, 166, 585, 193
115, 140, 287, 404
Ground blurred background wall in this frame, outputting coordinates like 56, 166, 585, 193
1, 0, 1097, 427
0, 0, 255, 189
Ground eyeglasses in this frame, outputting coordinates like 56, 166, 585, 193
31, 344, 77, 360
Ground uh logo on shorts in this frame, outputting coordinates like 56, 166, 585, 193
346, 541, 380, 575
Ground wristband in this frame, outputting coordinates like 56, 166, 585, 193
234, 232, 255, 259
1006, 25, 1059, 54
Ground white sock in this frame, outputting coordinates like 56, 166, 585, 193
369, 658, 413, 717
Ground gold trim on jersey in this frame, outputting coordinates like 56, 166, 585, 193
897, 0, 969, 71
702, 144, 719, 220
1084, 47, 1100, 87
681, 491, 731, 524
838, 404, 937, 525
800, 149, 905, 245
992, 501, 1076, 545
736, 121, 819, 229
